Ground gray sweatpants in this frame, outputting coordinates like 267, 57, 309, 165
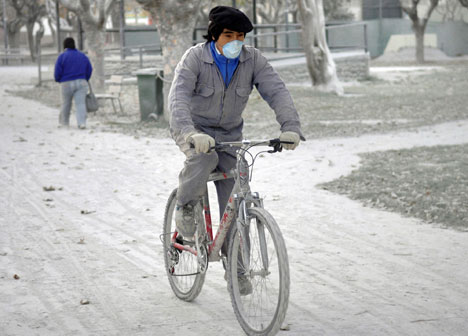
176, 145, 236, 217
174, 131, 238, 255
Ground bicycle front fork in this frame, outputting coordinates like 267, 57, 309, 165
234, 192, 266, 274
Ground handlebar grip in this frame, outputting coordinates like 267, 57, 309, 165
269, 138, 294, 145
189, 142, 218, 152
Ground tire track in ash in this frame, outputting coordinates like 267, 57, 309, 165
277, 201, 468, 335
0, 167, 133, 334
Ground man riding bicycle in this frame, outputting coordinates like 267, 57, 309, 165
168, 6, 304, 293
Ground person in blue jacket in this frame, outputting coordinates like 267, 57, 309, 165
54, 37, 93, 129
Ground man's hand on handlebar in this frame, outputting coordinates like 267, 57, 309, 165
279, 131, 300, 150
187, 133, 215, 154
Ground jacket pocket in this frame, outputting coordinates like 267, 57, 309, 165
192, 84, 214, 111
235, 86, 251, 108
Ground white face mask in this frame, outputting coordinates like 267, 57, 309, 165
222, 40, 244, 59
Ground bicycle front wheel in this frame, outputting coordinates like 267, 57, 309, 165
227, 207, 290, 336
162, 188, 206, 302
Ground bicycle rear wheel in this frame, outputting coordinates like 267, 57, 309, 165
227, 207, 290, 336
163, 188, 206, 302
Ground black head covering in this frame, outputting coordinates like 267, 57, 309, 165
208, 6, 253, 33
63, 37, 76, 50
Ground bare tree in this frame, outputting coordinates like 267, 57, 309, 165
297, 0, 343, 95
23, 1, 47, 61
400, 0, 439, 63
59, 0, 117, 92
436, 0, 464, 21
323, 0, 354, 20
0, 1, 23, 49
257, 0, 289, 24
135, 0, 204, 121
0, 0, 46, 59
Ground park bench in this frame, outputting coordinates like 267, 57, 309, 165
95, 75, 125, 114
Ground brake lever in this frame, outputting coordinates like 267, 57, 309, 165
268, 142, 283, 153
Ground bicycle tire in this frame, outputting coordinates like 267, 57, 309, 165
162, 188, 206, 302
227, 207, 290, 336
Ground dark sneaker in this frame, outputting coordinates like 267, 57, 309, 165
238, 275, 253, 296
225, 272, 253, 296
175, 203, 196, 239
78, 125, 86, 129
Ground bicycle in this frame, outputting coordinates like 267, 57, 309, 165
162, 138, 291, 336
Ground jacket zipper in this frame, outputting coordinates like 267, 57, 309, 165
214, 59, 241, 125
225, 60, 229, 88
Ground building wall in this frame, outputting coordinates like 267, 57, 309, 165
363, 18, 468, 58
437, 20, 468, 56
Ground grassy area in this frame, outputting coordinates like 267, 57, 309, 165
319, 144, 468, 230
242, 62, 468, 139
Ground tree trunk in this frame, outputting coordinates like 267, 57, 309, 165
26, 22, 36, 61
139, 0, 203, 121
35, 19, 45, 58
297, 0, 343, 95
414, 24, 425, 63
85, 27, 106, 92
151, 12, 195, 121
6, 18, 23, 50
7, 29, 21, 49
110, 2, 120, 44
47, 17, 56, 47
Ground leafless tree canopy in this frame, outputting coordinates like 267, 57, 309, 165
436, 0, 465, 21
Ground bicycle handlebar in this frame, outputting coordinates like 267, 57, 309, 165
212, 138, 293, 153
189, 138, 294, 153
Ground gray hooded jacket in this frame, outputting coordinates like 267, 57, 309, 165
169, 42, 304, 143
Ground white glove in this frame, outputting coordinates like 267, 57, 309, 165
279, 131, 300, 150
187, 133, 215, 153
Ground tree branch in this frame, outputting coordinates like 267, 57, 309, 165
422, 0, 439, 28
79, 0, 90, 13
59, 0, 79, 12
104, 0, 117, 17
400, 0, 419, 22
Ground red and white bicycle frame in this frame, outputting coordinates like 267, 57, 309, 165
170, 142, 263, 264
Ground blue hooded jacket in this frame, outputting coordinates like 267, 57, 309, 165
54, 48, 93, 83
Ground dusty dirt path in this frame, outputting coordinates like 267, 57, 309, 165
1, 67, 468, 336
